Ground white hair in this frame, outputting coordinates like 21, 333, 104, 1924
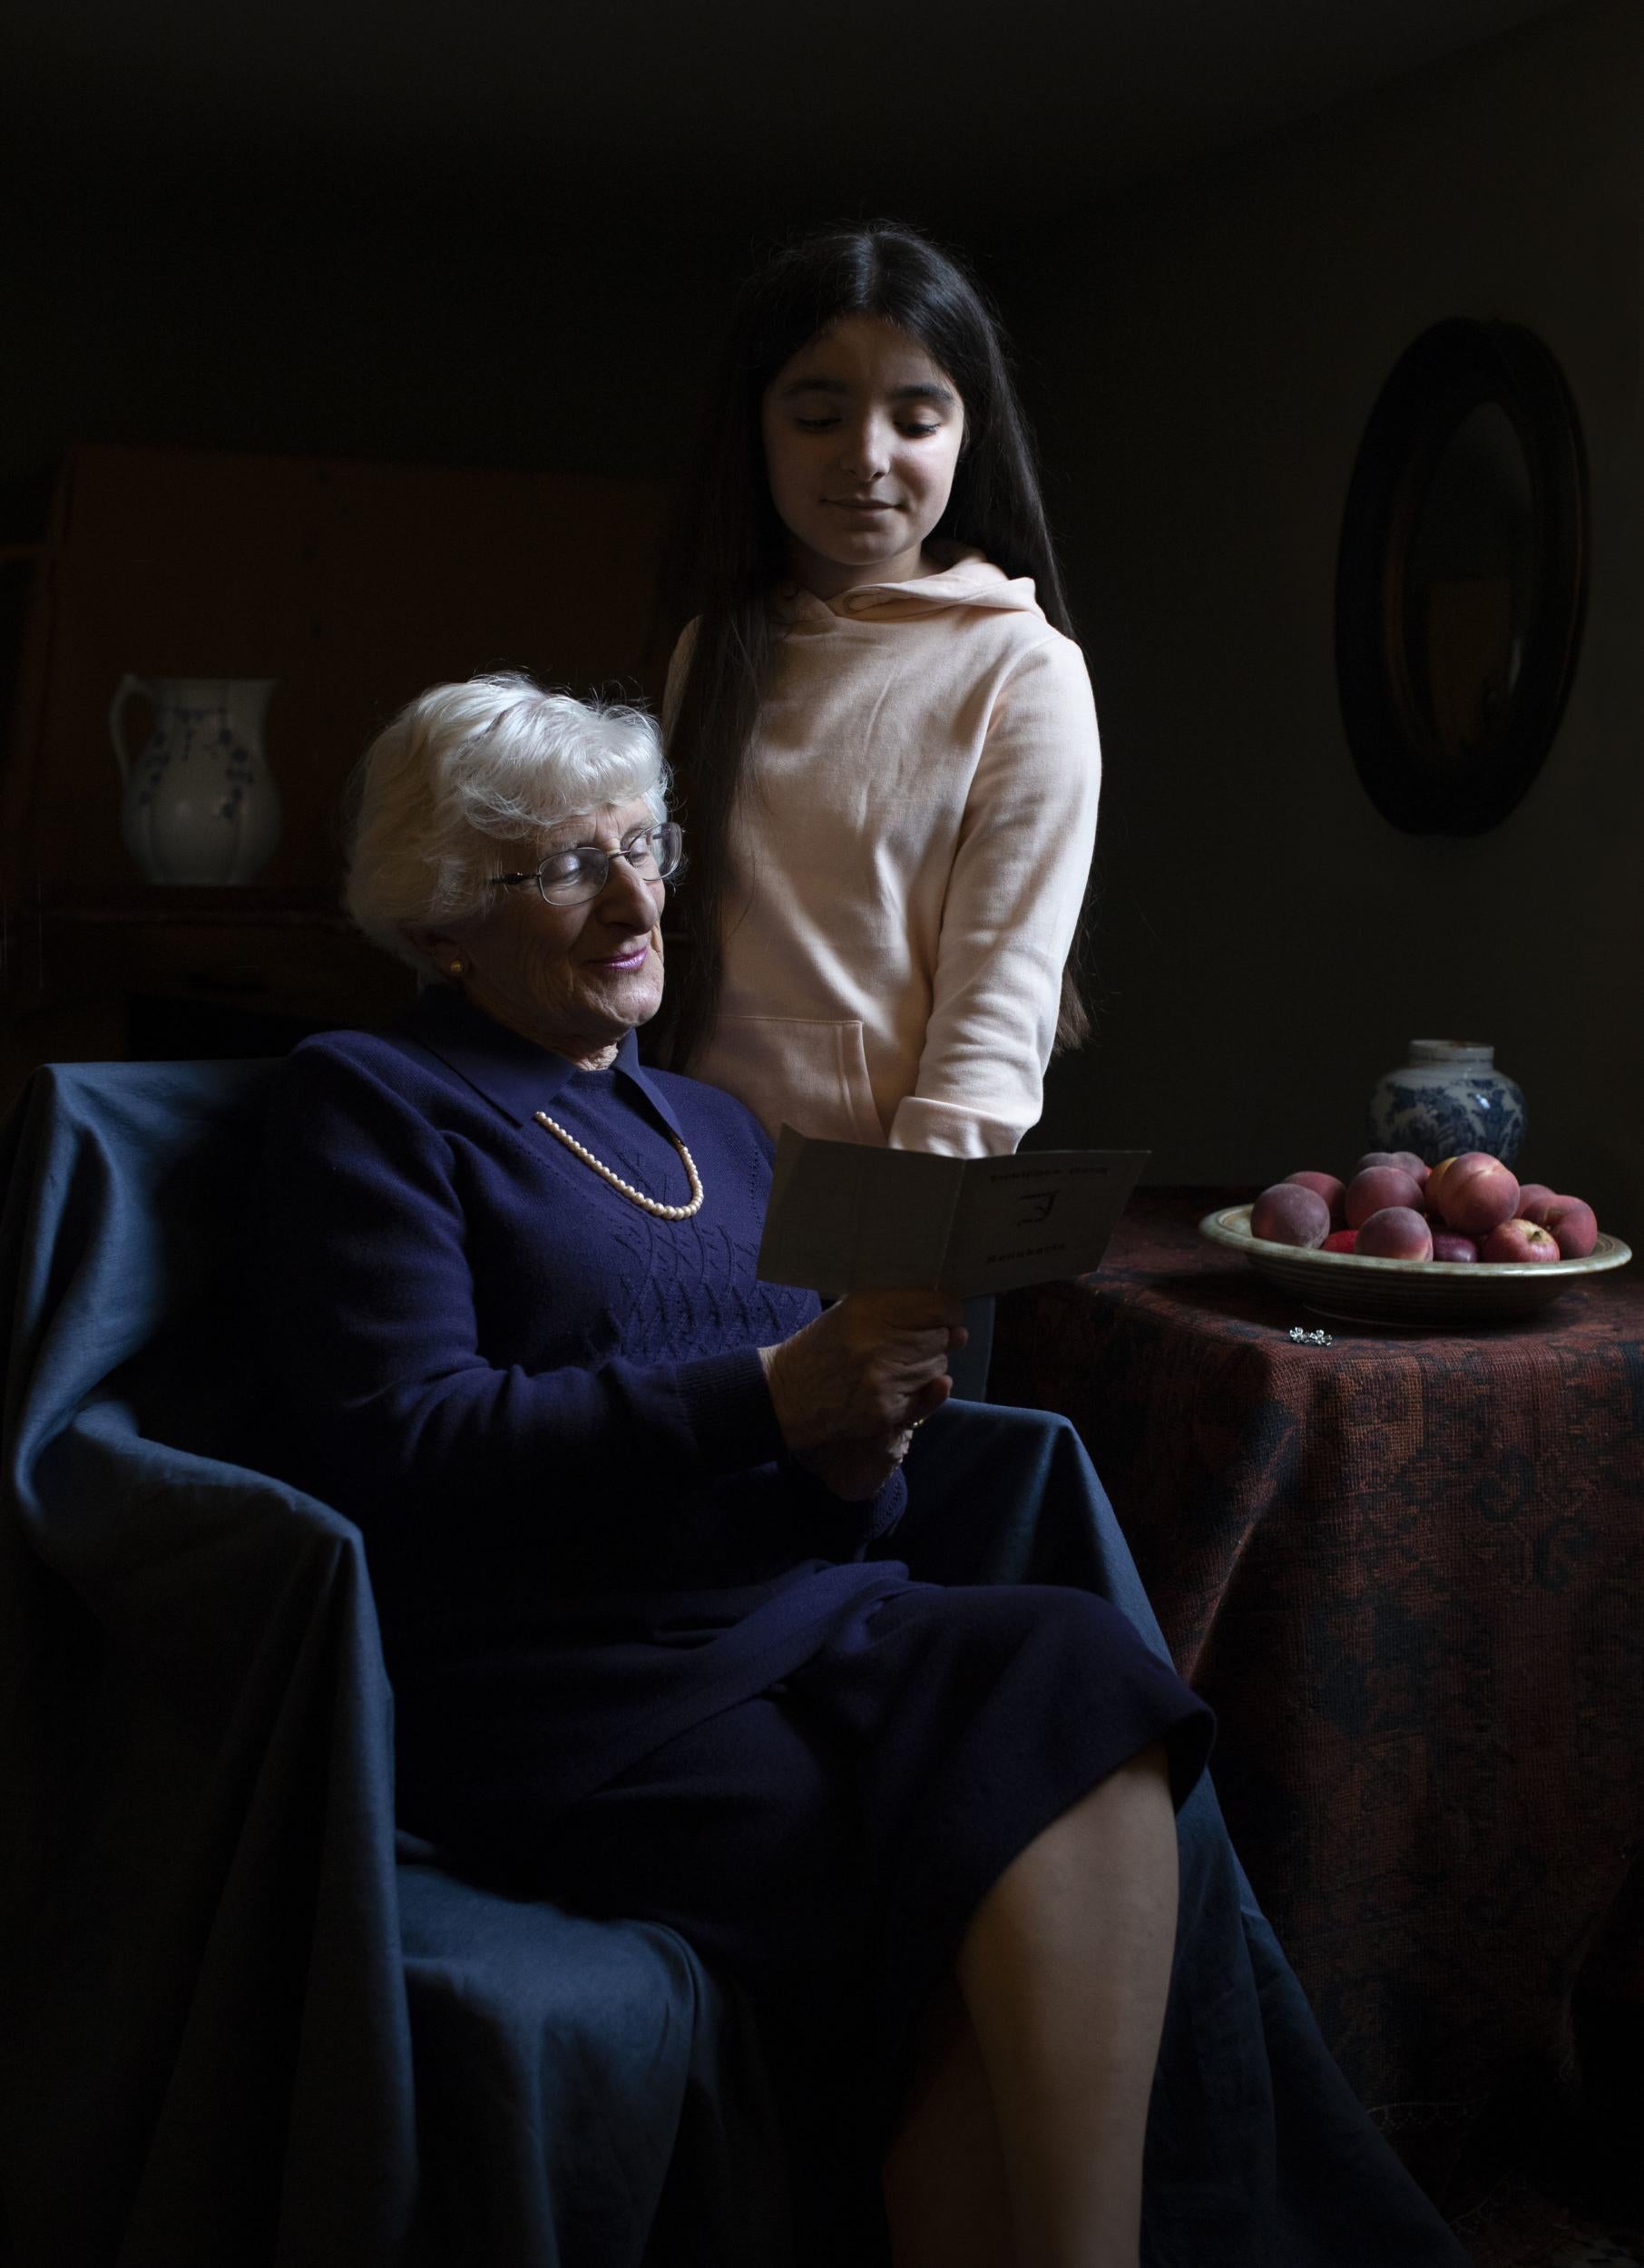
345, 672, 668, 972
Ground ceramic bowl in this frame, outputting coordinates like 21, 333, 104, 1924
1199, 1204, 1631, 1326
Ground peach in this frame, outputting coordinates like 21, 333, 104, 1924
1251, 1183, 1331, 1249
1425, 1155, 1460, 1213
1356, 1149, 1429, 1183
1514, 1183, 1558, 1225
1323, 1229, 1359, 1254
1430, 1232, 1479, 1264
1543, 1197, 1598, 1259
1479, 1218, 1560, 1264
1282, 1170, 1346, 1226
1356, 1207, 1434, 1261
1345, 1166, 1424, 1229
1431, 1153, 1520, 1238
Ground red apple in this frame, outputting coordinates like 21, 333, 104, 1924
1432, 1153, 1520, 1238
1356, 1207, 1434, 1261
1515, 1184, 1558, 1225
1346, 1165, 1424, 1228
1479, 1218, 1561, 1264
1542, 1197, 1598, 1259
1430, 1232, 1478, 1264
1323, 1229, 1359, 1254
1282, 1170, 1346, 1227
1251, 1183, 1331, 1249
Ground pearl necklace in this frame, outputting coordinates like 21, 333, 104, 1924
533, 1110, 706, 1220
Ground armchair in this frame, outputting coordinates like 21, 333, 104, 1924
0, 1061, 788, 2268
0, 1061, 1469, 2267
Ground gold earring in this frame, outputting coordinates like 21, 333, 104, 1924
448, 959, 465, 977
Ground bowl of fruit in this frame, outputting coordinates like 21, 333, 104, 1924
1199, 1152, 1631, 1325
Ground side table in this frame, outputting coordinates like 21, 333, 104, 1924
993, 1188, 1644, 2201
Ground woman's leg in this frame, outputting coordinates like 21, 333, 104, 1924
882, 1975, 1013, 2268
951, 1741, 1179, 2268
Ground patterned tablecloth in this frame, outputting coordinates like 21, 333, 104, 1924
992, 1189, 1644, 2201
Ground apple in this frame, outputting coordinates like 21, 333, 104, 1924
1431, 1153, 1520, 1239
1479, 1218, 1561, 1264
1356, 1207, 1434, 1260
1542, 1197, 1599, 1259
1323, 1229, 1359, 1254
1251, 1183, 1331, 1249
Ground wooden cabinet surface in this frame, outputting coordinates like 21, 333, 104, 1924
1, 443, 673, 1107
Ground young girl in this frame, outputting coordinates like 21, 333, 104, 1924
655, 220, 1099, 1177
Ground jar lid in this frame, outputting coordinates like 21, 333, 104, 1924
1408, 1038, 1494, 1064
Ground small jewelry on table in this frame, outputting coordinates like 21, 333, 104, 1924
1287, 1325, 1335, 1348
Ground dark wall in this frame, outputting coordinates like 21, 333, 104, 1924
6, 165, 737, 521
1016, 0, 1642, 1236
5, 159, 1032, 522
9, 0, 1636, 1237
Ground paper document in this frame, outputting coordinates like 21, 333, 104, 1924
757, 1129, 1150, 1298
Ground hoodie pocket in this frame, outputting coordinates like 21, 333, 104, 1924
700, 1015, 886, 1147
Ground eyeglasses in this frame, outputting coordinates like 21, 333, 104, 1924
491, 822, 685, 907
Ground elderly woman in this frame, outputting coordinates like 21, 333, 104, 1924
254, 675, 1465, 2268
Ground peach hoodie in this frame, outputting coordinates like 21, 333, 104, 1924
669, 549, 1101, 1158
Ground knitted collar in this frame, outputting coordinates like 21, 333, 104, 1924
398, 983, 690, 1148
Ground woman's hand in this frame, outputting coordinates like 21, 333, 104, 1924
760, 1290, 966, 1471
798, 1422, 920, 1504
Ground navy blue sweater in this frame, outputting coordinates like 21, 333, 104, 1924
254, 987, 909, 1682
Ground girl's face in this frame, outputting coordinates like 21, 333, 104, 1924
761, 315, 965, 599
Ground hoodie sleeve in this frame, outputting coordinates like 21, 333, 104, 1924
887, 632, 1101, 1157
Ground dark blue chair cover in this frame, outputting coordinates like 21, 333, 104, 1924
0, 1061, 1470, 2268
0, 1061, 790, 2268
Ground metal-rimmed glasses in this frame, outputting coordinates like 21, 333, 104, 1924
490, 821, 685, 907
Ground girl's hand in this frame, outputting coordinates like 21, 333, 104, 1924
760, 1290, 965, 1457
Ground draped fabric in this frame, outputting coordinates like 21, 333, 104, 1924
0, 1061, 788, 2268
1, 1062, 1469, 2266
993, 1191, 1644, 2202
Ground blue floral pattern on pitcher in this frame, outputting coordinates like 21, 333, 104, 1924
109, 675, 281, 885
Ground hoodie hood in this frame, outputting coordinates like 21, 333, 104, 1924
776, 547, 1043, 628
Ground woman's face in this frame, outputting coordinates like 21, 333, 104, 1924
441, 797, 668, 1065
761, 314, 965, 599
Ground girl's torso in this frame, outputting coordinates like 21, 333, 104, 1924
684, 557, 1100, 1155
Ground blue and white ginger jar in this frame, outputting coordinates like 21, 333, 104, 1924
1367, 1039, 1526, 1168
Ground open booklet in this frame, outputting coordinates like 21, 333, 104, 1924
756, 1129, 1150, 1299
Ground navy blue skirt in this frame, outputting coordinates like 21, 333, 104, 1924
513, 1577, 1209, 2109
392, 1407, 1472, 2268
435, 1572, 1209, 2263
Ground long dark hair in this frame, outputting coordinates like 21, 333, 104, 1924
651, 220, 1091, 1073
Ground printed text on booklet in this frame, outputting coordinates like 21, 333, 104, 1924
757, 1130, 1150, 1299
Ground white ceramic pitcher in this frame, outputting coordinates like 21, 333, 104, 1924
108, 675, 283, 885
